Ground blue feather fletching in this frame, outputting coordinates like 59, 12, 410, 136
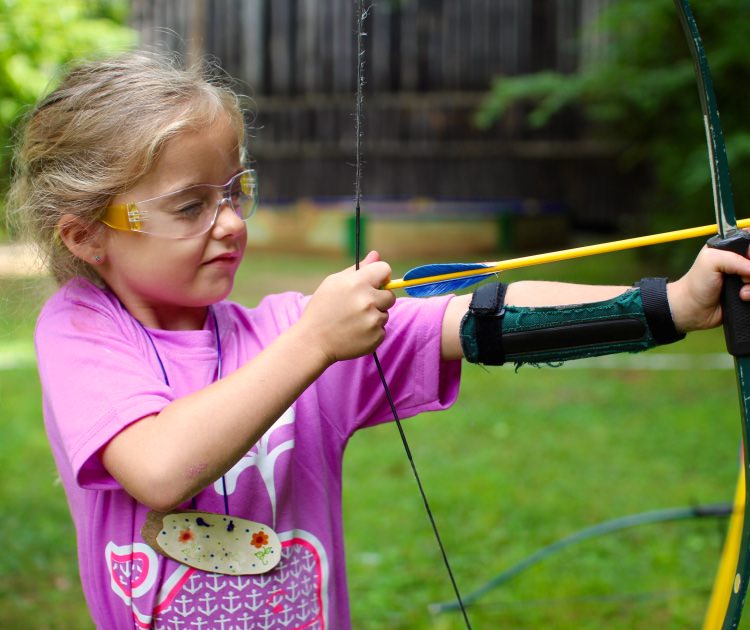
402, 262, 497, 297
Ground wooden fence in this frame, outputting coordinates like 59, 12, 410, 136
129, 0, 633, 230
131, 0, 612, 94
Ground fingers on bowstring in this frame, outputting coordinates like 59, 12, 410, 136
361, 250, 381, 264
374, 287, 396, 313
345, 250, 383, 273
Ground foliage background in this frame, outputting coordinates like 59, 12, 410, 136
477, 0, 750, 272
0, 0, 135, 233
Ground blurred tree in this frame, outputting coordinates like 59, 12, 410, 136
0, 0, 136, 234
475, 0, 750, 271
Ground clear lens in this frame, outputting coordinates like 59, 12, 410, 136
103, 169, 258, 239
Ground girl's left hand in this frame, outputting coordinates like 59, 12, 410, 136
668, 244, 750, 332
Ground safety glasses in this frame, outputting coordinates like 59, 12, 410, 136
101, 169, 258, 239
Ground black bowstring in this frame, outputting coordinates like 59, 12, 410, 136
352, 3, 472, 627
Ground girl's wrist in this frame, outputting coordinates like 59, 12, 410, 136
666, 279, 692, 333
283, 320, 337, 372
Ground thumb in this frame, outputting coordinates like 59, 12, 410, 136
359, 250, 381, 266
345, 250, 381, 272
356, 251, 392, 288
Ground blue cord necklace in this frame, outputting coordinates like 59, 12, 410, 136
135, 306, 282, 575
134, 306, 229, 514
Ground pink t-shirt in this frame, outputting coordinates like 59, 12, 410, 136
36, 279, 460, 629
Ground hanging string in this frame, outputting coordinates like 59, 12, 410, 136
210, 308, 231, 517
354, 0, 365, 270
352, 3, 472, 627
135, 307, 230, 517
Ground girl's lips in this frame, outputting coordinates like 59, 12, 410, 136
204, 252, 239, 265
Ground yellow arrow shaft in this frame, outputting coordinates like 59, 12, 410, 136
384, 218, 750, 292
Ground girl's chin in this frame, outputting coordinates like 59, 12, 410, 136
206, 278, 236, 303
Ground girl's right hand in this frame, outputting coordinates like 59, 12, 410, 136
300, 251, 396, 364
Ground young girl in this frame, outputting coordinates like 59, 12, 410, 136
7, 51, 750, 630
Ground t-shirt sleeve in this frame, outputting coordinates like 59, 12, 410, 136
36, 291, 174, 490
317, 295, 461, 435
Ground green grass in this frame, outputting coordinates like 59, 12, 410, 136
0, 249, 743, 629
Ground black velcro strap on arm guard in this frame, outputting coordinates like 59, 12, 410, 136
460, 280, 682, 366
634, 277, 686, 345
468, 282, 509, 365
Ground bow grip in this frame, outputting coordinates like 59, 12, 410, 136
708, 230, 750, 357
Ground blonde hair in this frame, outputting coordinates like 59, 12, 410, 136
6, 50, 247, 285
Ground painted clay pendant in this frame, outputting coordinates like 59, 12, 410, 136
142, 510, 281, 575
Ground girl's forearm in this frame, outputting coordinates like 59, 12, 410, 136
102, 321, 331, 511
441, 282, 629, 360
505, 281, 629, 306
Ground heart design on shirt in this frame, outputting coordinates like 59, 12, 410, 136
106, 542, 159, 600
106, 535, 328, 629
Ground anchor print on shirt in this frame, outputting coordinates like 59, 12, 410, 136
105, 406, 331, 629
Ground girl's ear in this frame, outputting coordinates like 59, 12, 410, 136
57, 214, 106, 265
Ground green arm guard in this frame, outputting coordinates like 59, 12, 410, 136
460, 279, 686, 366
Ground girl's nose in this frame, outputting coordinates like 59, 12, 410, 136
212, 199, 246, 238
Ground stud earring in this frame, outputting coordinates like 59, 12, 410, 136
94, 255, 103, 264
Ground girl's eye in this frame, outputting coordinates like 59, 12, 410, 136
229, 184, 243, 202
173, 202, 206, 220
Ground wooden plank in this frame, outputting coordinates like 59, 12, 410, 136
370, 1, 392, 91
514, 0, 532, 74
492, 0, 515, 76
317, 0, 333, 92
130, 0, 148, 46
399, 0, 418, 91
225, 0, 243, 71
155, 0, 168, 49
297, 0, 318, 92
239, 0, 265, 92
478, 0, 492, 86
580, 0, 610, 68
423, 0, 442, 89
441, 0, 460, 89
269, 0, 292, 94
184, 0, 205, 65
555, 0, 579, 72
332, 0, 353, 92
